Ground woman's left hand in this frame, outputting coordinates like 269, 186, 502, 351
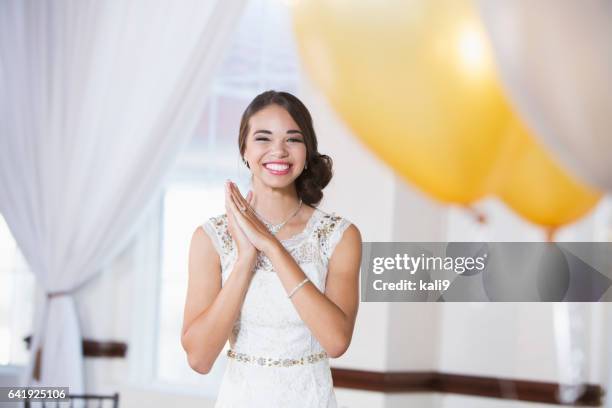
226, 181, 279, 255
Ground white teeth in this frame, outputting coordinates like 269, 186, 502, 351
264, 163, 290, 171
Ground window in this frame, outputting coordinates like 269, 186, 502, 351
0, 213, 35, 366
153, 0, 301, 391
156, 182, 227, 391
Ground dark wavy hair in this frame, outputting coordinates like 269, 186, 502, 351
238, 90, 333, 206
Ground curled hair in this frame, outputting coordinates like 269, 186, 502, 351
238, 90, 333, 206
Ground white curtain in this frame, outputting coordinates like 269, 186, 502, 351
478, 0, 612, 191
0, 0, 245, 392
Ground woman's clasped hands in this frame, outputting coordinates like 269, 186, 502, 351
224, 180, 278, 260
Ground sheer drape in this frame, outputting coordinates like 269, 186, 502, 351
0, 0, 245, 392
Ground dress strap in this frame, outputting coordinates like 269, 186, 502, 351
316, 212, 352, 261
202, 214, 234, 261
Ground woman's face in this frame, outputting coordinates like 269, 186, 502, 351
243, 104, 307, 189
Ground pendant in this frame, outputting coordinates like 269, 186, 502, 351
267, 222, 282, 235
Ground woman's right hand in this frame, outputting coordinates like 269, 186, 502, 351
225, 181, 257, 264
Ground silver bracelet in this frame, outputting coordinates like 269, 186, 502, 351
288, 278, 310, 299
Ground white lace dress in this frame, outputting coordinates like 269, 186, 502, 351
202, 207, 352, 408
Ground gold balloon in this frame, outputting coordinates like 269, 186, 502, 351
292, 0, 516, 203
492, 120, 602, 229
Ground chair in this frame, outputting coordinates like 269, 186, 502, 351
23, 393, 119, 408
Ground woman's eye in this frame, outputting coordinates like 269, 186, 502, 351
288, 138, 304, 143
254, 137, 270, 141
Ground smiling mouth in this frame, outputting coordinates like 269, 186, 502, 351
263, 162, 292, 175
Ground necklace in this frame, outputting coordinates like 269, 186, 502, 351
253, 200, 303, 235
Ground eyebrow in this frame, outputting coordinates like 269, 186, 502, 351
253, 129, 303, 136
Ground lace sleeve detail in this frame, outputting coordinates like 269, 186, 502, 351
316, 213, 352, 262
201, 214, 234, 261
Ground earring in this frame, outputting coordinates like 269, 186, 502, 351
242, 157, 250, 169
304, 162, 308, 170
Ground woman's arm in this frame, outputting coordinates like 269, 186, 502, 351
266, 224, 362, 358
224, 181, 362, 358
180, 226, 256, 374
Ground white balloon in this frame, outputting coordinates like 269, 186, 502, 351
479, 0, 612, 191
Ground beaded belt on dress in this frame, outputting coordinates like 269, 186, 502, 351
227, 349, 328, 367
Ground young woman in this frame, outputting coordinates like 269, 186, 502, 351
181, 90, 362, 407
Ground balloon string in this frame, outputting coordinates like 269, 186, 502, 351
545, 227, 557, 242
463, 205, 487, 224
